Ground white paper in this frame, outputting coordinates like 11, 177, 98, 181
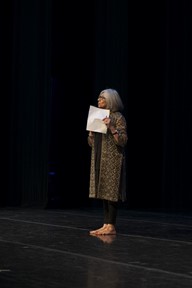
86, 105, 110, 134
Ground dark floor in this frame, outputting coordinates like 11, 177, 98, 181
0, 206, 192, 288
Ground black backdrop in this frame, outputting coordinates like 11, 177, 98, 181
1, 0, 192, 212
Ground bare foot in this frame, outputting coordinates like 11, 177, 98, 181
89, 224, 107, 235
98, 224, 116, 235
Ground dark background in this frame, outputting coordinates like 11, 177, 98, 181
1, 0, 192, 212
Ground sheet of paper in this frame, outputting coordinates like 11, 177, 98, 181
86, 105, 110, 134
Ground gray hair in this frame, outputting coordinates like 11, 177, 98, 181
99, 88, 124, 112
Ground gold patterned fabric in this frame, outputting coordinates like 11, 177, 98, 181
88, 111, 128, 202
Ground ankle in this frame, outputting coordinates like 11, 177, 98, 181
107, 224, 115, 230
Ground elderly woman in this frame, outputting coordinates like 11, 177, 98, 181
88, 88, 128, 235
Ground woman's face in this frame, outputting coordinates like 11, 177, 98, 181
97, 93, 107, 109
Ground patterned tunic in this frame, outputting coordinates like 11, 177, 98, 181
88, 111, 128, 202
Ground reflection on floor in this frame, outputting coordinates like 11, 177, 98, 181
0, 206, 192, 288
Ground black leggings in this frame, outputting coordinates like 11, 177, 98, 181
103, 200, 118, 225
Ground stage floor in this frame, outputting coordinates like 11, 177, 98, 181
0, 206, 192, 288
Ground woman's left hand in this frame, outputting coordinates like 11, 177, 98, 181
103, 117, 111, 128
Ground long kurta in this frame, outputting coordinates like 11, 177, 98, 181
88, 111, 128, 202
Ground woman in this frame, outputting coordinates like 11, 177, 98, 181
88, 88, 128, 235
